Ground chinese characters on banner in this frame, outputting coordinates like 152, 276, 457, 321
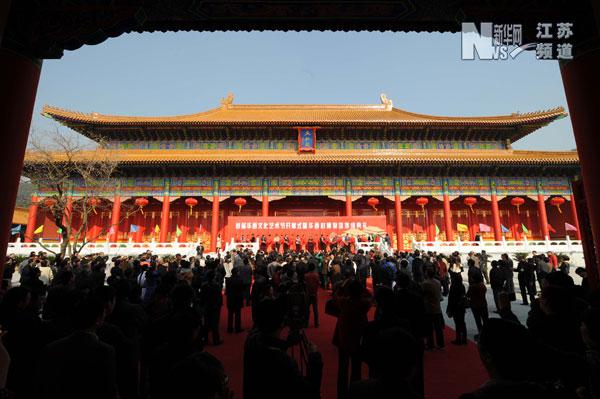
297, 127, 318, 153
227, 216, 387, 239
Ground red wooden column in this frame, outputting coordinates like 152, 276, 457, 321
489, 180, 502, 241
442, 195, 453, 241
394, 194, 402, 250
466, 201, 476, 241
24, 196, 39, 242
262, 196, 269, 216
537, 195, 550, 239
536, 180, 550, 239
160, 197, 170, 242
441, 179, 453, 241
569, 195, 582, 240
345, 179, 352, 217
345, 196, 352, 217
211, 196, 220, 252
490, 196, 502, 241
561, 47, 600, 284
109, 196, 121, 243
0, 48, 42, 269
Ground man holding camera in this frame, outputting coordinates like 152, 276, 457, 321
244, 297, 323, 399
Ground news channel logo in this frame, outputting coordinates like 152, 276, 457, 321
461, 22, 574, 61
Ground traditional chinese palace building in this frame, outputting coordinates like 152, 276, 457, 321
24, 94, 581, 252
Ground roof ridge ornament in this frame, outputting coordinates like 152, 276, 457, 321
380, 93, 393, 110
221, 93, 234, 109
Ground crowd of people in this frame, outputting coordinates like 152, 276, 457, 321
0, 244, 597, 399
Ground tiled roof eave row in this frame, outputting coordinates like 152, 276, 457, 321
50, 115, 559, 127
114, 158, 578, 165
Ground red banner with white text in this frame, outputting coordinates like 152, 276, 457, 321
226, 216, 387, 242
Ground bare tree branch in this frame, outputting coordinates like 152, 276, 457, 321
23, 124, 140, 258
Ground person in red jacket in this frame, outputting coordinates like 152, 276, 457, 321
547, 251, 558, 269
304, 263, 321, 328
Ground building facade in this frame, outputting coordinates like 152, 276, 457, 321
25, 94, 581, 252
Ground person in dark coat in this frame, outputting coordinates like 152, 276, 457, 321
296, 256, 309, 283
489, 260, 506, 312
515, 256, 536, 305
250, 267, 269, 325
394, 272, 426, 397
225, 267, 245, 333
446, 272, 467, 345
200, 269, 223, 345
37, 297, 117, 399
411, 251, 425, 283
467, 258, 483, 285
500, 254, 515, 300
239, 258, 253, 307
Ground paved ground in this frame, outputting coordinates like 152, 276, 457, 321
452, 256, 583, 341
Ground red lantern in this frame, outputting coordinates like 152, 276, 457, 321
87, 198, 100, 214
234, 197, 247, 213
415, 197, 429, 212
135, 198, 149, 215
367, 197, 379, 211
185, 198, 198, 216
464, 197, 477, 213
511, 197, 525, 214
45, 198, 57, 215
550, 196, 565, 214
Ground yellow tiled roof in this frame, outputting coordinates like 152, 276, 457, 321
42, 94, 566, 126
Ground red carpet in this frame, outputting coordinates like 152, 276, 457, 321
205, 283, 487, 399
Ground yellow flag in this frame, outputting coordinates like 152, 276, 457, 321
155, 224, 160, 233
457, 223, 469, 232
34, 225, 44, 234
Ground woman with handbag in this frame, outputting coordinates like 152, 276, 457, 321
446, 272, 468, 345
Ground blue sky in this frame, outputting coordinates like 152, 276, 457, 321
32, 31, 575, 151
